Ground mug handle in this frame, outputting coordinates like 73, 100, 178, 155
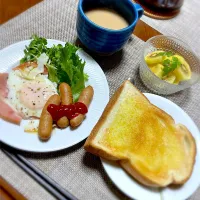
135, 3, 144, 19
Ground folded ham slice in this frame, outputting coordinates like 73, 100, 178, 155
0, 73, 8, 98
13, 61, 48, 75
0, 98, 22, 125
0, 73, 22, 125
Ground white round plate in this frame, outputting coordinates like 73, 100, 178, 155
101, 93, 200, 200
0, 39, 109, 152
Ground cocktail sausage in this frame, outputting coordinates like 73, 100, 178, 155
70, 86, 94, 128
38, 94, 60, 140
57, 83, 73, 128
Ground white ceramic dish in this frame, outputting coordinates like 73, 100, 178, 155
0, 39, 109, 152
101, 93, 200, 200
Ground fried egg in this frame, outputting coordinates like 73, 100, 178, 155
7, 69, 57, 119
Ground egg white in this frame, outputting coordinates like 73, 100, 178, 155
7, 70, 57, 119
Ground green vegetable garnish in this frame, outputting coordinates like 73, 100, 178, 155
20, 35, 48, 64
162, 56, 181, 76
157, 51, 174, 57
20, 35, 88, 101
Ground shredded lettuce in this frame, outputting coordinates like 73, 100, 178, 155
20, 35, 88, 101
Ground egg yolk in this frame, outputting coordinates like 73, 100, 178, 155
19, 82, 56, 110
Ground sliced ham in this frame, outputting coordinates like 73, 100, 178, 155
0, 72, 22, 125
43, 65, 48, 75
12, 62, 48, 74
12, 61, 37, 71
0, 98, 22, 125
0, 73, 8, 98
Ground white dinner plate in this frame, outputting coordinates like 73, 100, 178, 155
101, 93, 200, 200
0, 39, 109, 152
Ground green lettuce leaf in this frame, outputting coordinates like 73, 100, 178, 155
60, 43, 86, 101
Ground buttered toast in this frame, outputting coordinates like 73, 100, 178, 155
84, 80, 196, 187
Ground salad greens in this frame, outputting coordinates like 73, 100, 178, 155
20, 35, 48, 64
20, 35, 88, 101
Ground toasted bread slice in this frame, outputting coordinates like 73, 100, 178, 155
84, 80, 196, 187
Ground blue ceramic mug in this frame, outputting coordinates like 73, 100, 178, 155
76, 0, 143, 55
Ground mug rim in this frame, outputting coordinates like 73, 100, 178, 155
78, 0, 139, 33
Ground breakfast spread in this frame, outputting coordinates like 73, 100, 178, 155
145, 50, 192, 84
84, 80, 196, 187
0, 29, 198, 193
1, 0, 200, 199
0, 35, 93, 140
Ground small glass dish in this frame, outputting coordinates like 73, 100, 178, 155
139, 35, 200, 95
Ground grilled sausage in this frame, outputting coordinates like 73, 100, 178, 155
57, 83, 73, 128
70, 86, 94, 128
38, 94, 60, 141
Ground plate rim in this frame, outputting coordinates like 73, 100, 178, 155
0, 39, 109, 153
101, 93, 200, 200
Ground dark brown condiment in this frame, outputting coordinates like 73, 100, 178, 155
140, 0, 184, 12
